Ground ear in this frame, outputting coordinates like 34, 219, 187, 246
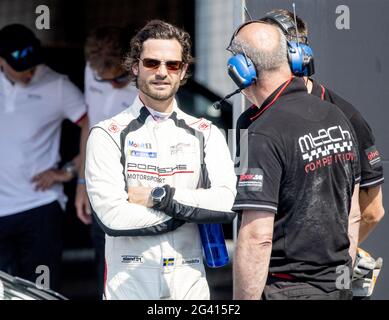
132, 62, 139, 76
180, 63, 189, 81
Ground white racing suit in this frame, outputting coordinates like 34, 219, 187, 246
85, 97, 237, 299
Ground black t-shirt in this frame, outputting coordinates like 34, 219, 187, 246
310, 79, 384, 189
233, 77, 361, 292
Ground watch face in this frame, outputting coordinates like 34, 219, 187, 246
152, 187, 165, 198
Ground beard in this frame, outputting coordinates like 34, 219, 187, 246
137, 75, 181, 101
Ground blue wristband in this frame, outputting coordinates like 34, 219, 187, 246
77, 178, 86, 185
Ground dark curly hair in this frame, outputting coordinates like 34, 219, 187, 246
123, 20, 193, 86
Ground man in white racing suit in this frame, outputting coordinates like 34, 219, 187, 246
85, 20, 237, 300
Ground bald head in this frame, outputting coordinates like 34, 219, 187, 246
238, 22, 282, 54
230, 21, 289, 80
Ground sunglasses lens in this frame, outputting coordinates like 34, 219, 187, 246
165, 61, 182, 71
141, 58, 183, 71
142, 58, 161, 69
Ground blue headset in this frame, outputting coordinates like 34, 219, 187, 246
227, 12, 315, 89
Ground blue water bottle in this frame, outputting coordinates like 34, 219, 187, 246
198, 224, 229, 268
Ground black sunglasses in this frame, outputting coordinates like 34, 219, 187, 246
138, 58, 184, 71
93, 71, 129, 84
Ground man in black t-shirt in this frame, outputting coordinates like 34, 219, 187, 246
260, 8, 385, 245
256, 9, 385, 299
230, 21, 361, 300
309, 81, 384, 242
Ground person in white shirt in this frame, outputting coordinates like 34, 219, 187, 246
75, 26, 137, 298
0, 24, 88, 291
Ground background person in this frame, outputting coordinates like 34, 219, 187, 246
260, 8, 385, 244
0, 24, 88, 290
75, 25, 138, 298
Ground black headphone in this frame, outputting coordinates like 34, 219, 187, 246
227, 12, 315, 89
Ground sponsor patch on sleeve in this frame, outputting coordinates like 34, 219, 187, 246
238, 168, 264, 192
108, 123, 120, 133
365, 146, 381, 168
197, 119, 210, 130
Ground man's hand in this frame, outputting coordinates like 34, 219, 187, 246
128, 186, 153, 208
75, 184, 92, 225
31, 168, 73, 191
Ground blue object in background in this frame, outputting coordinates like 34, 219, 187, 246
198, 224, 229, 268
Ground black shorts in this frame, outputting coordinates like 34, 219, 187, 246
262, 277, 353, 300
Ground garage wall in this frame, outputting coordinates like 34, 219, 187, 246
0, 0, 195, 48
194, 0, 236, 97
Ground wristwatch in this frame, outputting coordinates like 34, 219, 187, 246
151, 186, 166, 204
62, 161, 77, 178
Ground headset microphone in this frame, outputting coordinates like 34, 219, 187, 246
212, 88, 242, 110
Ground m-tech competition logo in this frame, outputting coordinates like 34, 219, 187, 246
298, 125, 356, 173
